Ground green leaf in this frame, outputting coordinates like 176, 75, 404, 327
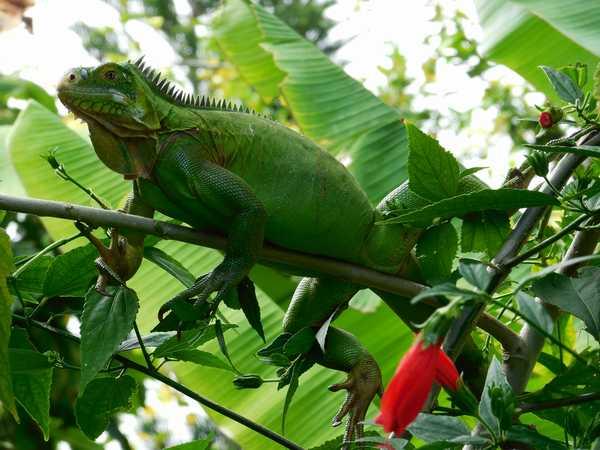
533, 267, 600, 341
283, 327, 315, 357
214, 319, 237, 372
516, 292, 554, 335
506, 425, 568, 450
461, 211, 510, 256
459, 166, 487, 178
9, 348, 53, 439
117, 331, 175, 352
43, 244, 98, 298
11, 256, 52, 302
458, 259, 493, 291
408, 413, 470, 443
0, 227, 17, 421
153, 323, 236, 358
540, 65, 583, 103
75, 375, 136, 440
282, 357, 301, 434
79, 286, 139, 390
525, 143, 600, 158
416, 222, 458, 284
143, 246, 195, 288
383, 189, 558, 226
214, 0, 409, 203
475, 0, 600, 98
479, 357, 513, 437
237, 277, 265, 342
164, 438, 212, 450
168, 349, 233, 371
407, 124, 460, 201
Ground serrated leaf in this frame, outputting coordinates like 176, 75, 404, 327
416, 222, 458, 284
79, 286, 139, 390
215, 319, 237, 372
75, 375, 136, 440
461, 211, 509, 256
283, 327, 315, 357
11, 255, 52, 302
383, 189, 558, 226
0, 228, 17, 421
9, 348, 53, 439
516, 292, 554, 335
479, 357, 513, 438
506, 425, 568, 450
282, 357, 301, 434
526, 143, 600, 158
408, 413, 470, 443
237, 277, 264, 342
460, 166, 487, 178
43, 244, 97, 298
169, 349, 232, 371
533, 267, 600, 341
143, 246, 195, 288
540, 65, 584, 103
117, 331, 175, 352
458, 259, 493, 291
407, 124, 460, 201
153, 323, 236, 358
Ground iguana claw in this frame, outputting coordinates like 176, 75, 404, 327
328, 358, 382, 449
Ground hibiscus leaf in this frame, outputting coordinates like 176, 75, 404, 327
408, 413, 470, 442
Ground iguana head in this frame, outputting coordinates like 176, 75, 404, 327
57, 60, 162, 136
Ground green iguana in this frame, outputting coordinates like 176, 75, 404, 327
57, 58, 487, 442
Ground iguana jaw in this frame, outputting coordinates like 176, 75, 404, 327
58, 86, 151, 138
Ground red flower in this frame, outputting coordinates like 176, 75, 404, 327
539, 111, 554, 128
375, 335, 459, 436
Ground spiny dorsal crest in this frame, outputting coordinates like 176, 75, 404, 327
131, 56, 263, 117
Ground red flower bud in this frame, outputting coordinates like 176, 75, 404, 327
539, 111, 554, 128
375, 335, 459, 437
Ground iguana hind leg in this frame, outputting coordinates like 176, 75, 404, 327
283, 277, 381, 446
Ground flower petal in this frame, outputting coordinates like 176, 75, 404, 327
376, 337, 438, 435
435, 348, 460, 391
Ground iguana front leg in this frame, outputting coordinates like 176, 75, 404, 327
83, 187, 154, 290
159, 158, 267, 316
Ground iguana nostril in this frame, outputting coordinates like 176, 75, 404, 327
68, 73, 77, 82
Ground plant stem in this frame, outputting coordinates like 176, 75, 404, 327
12, 314, 304, 450
518, 392, 600, 414
133, 321, 154, 371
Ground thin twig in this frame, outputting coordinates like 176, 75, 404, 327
518, 392, 600, 414
11, 314, 304, 450
503, 213, 592, 269
133, 321, 154, 371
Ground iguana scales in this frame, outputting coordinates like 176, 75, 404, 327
57, 58, 486, 443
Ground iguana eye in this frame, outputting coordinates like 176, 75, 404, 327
104, 70, 117, 81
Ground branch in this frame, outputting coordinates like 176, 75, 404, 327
518, 392, 600, 414
11, 314, 304, 450
0, 193, 509, 341
443, 150, 589, 360
0, 193, 423, 297
504, 226, 599, 393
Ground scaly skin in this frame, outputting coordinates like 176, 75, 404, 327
57, 59, 486, 444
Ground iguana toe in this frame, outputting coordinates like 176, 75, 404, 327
328, 357, 382, 448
